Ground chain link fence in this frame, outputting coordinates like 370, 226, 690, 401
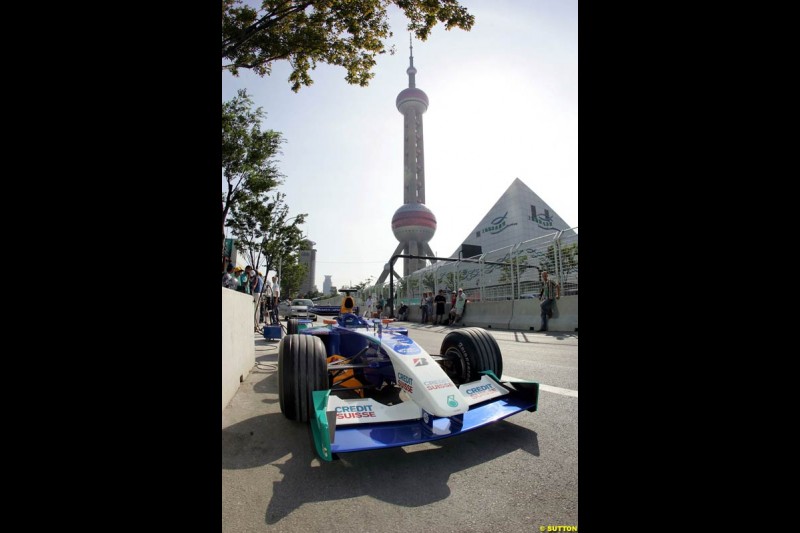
362, 227, 577, 305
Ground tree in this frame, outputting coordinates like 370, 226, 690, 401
226, 192, 307, 276
222, 0, 475, 91
260, 193, 308, 276
535, 242, 578, 285
351, 276, 373, 293
222, 89, 284, 265
437, 270, 457, 292
277, 254, 306, 299
422, 272, 436, 292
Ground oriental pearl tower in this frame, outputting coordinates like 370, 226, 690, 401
378, 39, 438, 282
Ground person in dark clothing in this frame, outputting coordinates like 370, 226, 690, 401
538, 270, 560, 332
397, 303, 409, 321
434, 290, 446, 325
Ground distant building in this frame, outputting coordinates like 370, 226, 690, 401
404, 177, 577, 300
323, 275, 333, 295
452, 177, 575, 257
299, 239, 317, 296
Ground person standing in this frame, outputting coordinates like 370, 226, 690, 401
434, 290, 446, 325
263, 275, 275, 324
232, 266, 244, 291
538, 270, 560, 332
364, 295, 373, 317
238, 266, 252, 294
252, 270, 264, 328
420, 292, 428, 324
452, 288, 468, 325
222, 264, 236, 289
271, 276, 281, 309
448, 291, 457, 324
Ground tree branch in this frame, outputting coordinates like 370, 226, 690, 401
222, 1, 315, 59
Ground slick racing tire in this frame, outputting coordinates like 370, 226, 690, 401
287, 318, 300, 335
279, 334, 328, 422
439, 327, 503, 385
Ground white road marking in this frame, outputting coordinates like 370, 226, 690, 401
539, 384, 578, 398
503, 375, 578, 398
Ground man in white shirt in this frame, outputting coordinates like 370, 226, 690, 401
271, 276, 281, 309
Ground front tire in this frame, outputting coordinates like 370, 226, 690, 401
279, 334, 328, 422
439, 327, 503, 385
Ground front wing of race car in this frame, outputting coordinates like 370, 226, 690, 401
309, 371, 539, 462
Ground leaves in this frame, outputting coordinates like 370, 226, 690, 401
222, 89, 286, 257
227, 190, 309, 279
222, 0, 474, 91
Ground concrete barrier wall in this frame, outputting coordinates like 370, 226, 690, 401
403, 304, 451, 324
462, 301, 512, 330
508, 295, 578, 332
393, 296, 577, 332
222, 288, 256, 410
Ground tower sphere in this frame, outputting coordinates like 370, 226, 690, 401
396, 87, 429, 114
392, 203, 437, 244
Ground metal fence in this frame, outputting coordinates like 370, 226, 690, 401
364, 227, 578, 305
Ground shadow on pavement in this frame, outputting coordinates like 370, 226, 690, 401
252, 372, 279, 405
512, 331, 578, 343
222, 411, 539, 524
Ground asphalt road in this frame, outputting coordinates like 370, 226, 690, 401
222, 322, 578, 532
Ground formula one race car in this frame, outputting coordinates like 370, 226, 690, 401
278, 294, 539, 462
309, 288, 360, 317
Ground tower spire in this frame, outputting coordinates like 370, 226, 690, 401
407, 34, 416, 88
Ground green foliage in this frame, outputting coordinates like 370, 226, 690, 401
537, 242, 578, 281
222, 89, 285, 257
262, 193, 308, 275
498, 253, 528, 285
437, 270, 456, 292
306, 289, 323, 299
222, 0, 475, 91
352, 276, 374, 293
396, 275, 408, 297
278, 255, 307, 298
228, 190, 308, 278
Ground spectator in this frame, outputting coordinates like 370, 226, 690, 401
397, 303, 409, 321
434, 290, 446, 325
364, 295, 373, 317
420, 292, 428, 324
538, 270, 560, 332
252, 270, 264, 328
426, 292, 434, 324
450, 288, 467, 325
262, 275, 275, 323
222, 264, 236, 289
271, 276, 281, 309
237, 266, 251, 294
232, 266, 244, 291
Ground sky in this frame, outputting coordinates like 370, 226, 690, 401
222, 0, 577, 292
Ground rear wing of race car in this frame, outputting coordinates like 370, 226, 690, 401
309, 370, 539, 462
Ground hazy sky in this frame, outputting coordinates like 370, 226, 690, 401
222, 0, 577, 292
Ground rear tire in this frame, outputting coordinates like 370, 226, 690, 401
439, 327, 503, 385
279, 334, 328, 422
287, 318, 300, 335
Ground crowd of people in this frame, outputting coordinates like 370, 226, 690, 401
223, 263, 281, 331
224, 265, 560, 332
389, 271, 558, 331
